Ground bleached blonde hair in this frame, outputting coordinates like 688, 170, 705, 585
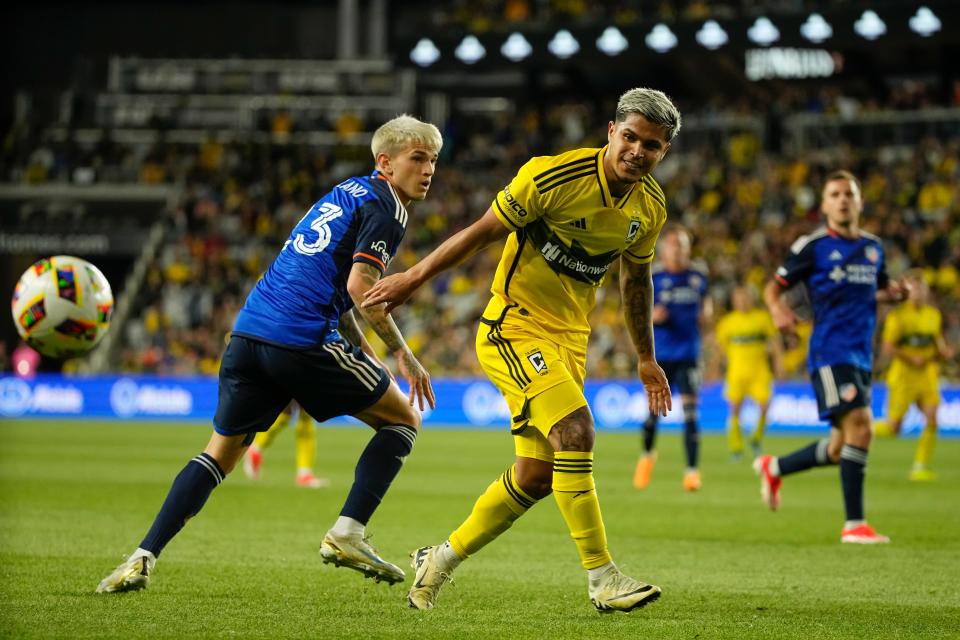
615, 88, 682, 141
371, 114, 443, 161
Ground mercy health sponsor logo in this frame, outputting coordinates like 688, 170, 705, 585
0, 377, 83, 416
109, 378, 193, 417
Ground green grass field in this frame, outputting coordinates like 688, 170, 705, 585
1, 421, 958, 639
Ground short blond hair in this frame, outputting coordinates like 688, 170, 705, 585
371, 114, 442, 161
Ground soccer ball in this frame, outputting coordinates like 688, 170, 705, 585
10, 255, 114, 359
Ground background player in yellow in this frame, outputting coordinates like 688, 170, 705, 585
880, 270, 954, 481
715, 284, 783, 460
243, 401, 330, 488
364, 88, 680, 613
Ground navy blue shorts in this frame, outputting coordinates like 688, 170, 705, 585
213, 335, 390, 440
811, 364, 871, 422
659, 359, 701, 396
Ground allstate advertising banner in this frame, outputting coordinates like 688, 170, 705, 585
1, 374, 958, 436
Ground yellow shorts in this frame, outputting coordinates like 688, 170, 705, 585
725, 369, 773, 405
475, 309, 588, 463
886, 367, 940, 421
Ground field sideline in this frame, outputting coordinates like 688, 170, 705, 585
1, 421, 958, 639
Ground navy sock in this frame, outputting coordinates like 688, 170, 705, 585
683, 419, 699, 468
642, 415, 658, 453
778, 438, 833, 476
840, 444, 868, 521
140, 453, 224, 556
340, 425, 417, 525
682, 399, 699, 468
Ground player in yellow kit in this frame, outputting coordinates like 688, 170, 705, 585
881, 271, 954, 481
715, 285, 783, 460
364, 88, 680, 613
243, 401, 330, 488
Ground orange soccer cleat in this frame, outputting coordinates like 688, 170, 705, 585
633, 454, 657, 490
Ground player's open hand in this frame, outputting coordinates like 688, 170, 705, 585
363, 272, 418, 314
639, 358, 671, 417
396, 348, 435, 411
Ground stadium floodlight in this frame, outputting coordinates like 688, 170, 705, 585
501, 32, 533, 62
597, 26, 629, 56
645, 23, 677, 53
549, 29, 580, 59
696, 20, 728, 50
455, 35, 486, 64
410, 38, 441, 67
854, 10, 886, 40
748, 17, 780, 46
910, 7, 941, 37
800, 13, 833, 43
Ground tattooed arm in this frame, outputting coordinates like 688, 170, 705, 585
620, 257, 671, 417
346, 262, 434, 410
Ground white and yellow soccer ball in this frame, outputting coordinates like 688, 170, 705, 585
10, 255, 114, 359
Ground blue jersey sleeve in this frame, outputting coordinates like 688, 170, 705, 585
352, 202, 405, 274
775, 235, 815, 288
876, 247, 890, 289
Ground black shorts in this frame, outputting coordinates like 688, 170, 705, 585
811, 364, 871, 422
659, 359, 701, 396
213, 335, 390, 440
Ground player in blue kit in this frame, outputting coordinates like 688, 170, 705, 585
757, 170, 905, 544
96, 115, 442, 592
633, 225, 710, 492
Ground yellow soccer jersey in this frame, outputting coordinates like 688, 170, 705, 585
485, 146, 667, 347
883, 302, 942, 378
716, 309, 775, 376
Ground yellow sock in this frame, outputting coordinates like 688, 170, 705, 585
751, 414, 767, 445
552, 452, 611, 570
254, 410, 291, 450
728, 414, 743, 453
914, 423, 937, 467
449, 465, 536, 558
295, 411, 316, 472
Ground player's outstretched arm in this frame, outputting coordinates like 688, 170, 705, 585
347, 263, 435, 410
362, 208, 511, 313
763, 279, 797, 336
620, 257, 672, 417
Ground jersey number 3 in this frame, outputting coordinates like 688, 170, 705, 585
292, 203, 344, 255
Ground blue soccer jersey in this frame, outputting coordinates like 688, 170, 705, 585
774, 227, 889, 372
233, 171, 409, 348
652, 263, 709, 362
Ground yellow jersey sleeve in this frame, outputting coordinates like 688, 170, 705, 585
716, 316, 730, 353
881, 309, 900, 345
491, 159, 544, 231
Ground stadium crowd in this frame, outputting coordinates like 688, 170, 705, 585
3, 95, 959, 381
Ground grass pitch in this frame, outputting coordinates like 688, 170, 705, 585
0, 420, 958, 639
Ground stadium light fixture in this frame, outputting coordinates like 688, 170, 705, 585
854, 10, 886, 40
910, 7, 941, 37
645, 24, 677, 54
455, 35, 486, 64
800, 13, 833, 43
696, 20, 728, 50
501, 32, 533, 62
597, 26, 629, 56
548, 29, 580, 59
410, 38, 440, 67
747, 17, 780, 46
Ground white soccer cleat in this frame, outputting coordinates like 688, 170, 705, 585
96, 552, 155, 593
589, 565, 661, 613
319, 531, 405, 585
407, 545, 453, 610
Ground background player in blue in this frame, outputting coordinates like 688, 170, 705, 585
633, 225, 711, 492
757, 170, 905, 544
97, 115, 442, 592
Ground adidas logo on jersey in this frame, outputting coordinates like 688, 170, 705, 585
829, 250, 843, 261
